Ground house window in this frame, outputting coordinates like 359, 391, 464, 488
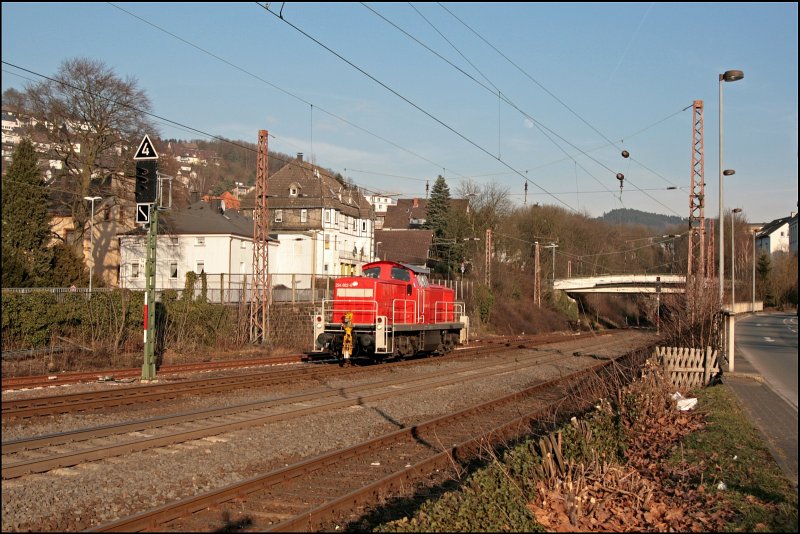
325, 235, 330, 250
170, 262, 178, 279
196, 237, 205, 246
131, 263, 140, 279
324, 210, 330, 224
196, 261, 205, 274
289, 186, 298, 196
275, 209, 283, 223
300, 209, 308, 223
241, 239, 246, 249
170, 237, 179, 246
361, 221, 367, 232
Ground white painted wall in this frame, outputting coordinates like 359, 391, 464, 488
119, 234, 252, 290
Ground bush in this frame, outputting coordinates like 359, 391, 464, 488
472, 284, 495, 324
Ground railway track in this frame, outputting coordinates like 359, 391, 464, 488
1, 347, 578, 479
88, 344, 652, 532
0, 331, 586, 392
2, 332, 604, 420
2, 329, 657, 532
1, 355, 305, 391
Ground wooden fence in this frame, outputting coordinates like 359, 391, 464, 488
655, 346, 720, 390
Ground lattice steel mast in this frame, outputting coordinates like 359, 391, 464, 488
687, 100, 706, 281
250, 130, 270, 343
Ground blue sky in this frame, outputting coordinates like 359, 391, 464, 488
2, 2, 797, 223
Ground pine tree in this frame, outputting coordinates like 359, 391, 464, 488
1, 138, 52, 287
424, 175, 451, 238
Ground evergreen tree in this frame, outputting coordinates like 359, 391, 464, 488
424, 175, 451, 238
756, 253, 775, 307
1, 139, 52, 287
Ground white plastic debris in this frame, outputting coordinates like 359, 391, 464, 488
717, 482, 727, 491
671, 391, 698, 411
370, 462, 380, 466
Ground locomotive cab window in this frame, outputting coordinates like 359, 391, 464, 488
363, 267, 381, 279
391, 267, 411, 282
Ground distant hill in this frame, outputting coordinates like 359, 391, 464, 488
596, 208, 687, 231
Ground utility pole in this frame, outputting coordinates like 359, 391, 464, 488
534, 241, 541, 307
706, 219, 715, 279
687, 100, 706, 283
250, 130, 270, 344
484, 228, 492, 286
544, 243, 559, 285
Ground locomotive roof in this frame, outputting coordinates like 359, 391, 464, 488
363, 260, 430, 276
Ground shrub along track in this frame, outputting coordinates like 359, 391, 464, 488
89, 342, 654, 532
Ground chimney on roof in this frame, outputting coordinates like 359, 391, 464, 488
210, 198, 223, 213
296, 153, 303, 162
413, 198, 419, 208
190, 191, 200, 203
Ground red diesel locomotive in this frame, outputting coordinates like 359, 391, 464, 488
313, 260, 468, 364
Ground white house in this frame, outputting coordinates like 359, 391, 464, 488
790, 212, 798, 255
241, 153, 375, 284
756, 213, 794, 256
118, 200, 265, 295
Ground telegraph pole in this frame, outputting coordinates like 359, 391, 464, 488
534, 241, 541, 307
135, 135, 159, 380
484, 228, 493, 286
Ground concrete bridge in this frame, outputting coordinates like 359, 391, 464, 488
553, 274, 686, 294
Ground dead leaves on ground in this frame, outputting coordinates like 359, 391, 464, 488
527, 367, 735, 532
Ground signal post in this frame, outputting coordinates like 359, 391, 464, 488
134, 135, 159, 380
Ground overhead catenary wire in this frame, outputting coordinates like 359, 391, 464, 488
259, 3, 579, 214
3, 62, 400, 201
363, 3, 685, 215
113, 2, 687, 211
360, 4, 620, 182
106, 2, 467, 184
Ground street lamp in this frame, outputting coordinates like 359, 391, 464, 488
83, 196, 102, 293
718, 69, 744, 306
731, 208, 742, 311
752, 228, 757, 313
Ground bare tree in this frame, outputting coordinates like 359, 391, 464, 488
24, 58, 156, 249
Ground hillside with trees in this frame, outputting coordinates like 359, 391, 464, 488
597, 208, 686, 232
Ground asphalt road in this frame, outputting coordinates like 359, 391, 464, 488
735, 311, 798, 410
729, 311, 798, 487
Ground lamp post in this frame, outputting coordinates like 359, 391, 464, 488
731, 208, 742, 311
718, 69, 744, 307
83, 196, 102, 293
752, 228, 757, 312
